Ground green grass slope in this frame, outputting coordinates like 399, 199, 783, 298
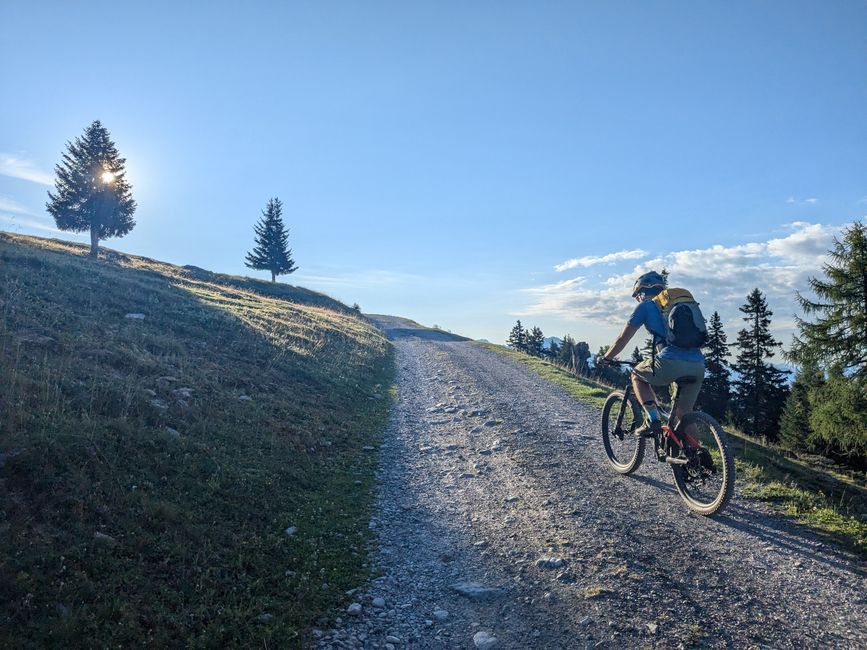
0, 233, 394, 647
480, 343, 867, 555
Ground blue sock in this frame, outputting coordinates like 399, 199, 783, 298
643, 402, 660, 422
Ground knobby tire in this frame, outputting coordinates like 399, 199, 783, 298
601, 390, 645, 474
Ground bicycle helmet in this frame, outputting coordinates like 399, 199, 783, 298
631, 271, 666, 297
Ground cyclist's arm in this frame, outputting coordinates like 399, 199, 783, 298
603, 323, 640, 361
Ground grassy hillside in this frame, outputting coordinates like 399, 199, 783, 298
0, 233, 394, 647
480, 343, 867, 555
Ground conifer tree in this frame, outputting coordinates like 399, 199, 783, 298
630, 346, 643, 363
731, 289, 790, 438
526, 326, 545, 357
507, 320, 527, 352
46, 120, 136, 257
790, 221, 867, 379
546, 338, 561, 359
808, 368, 867, 458
697, 311, 731, 420
557, 334, 575, 367
642, 336, 655, 359
245, 197, 297, 282
778, 357, 823, 453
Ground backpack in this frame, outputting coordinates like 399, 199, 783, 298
652, 288, 707, 349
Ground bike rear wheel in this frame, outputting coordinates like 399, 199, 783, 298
601, 391, 645, 474
670, 411, 735, 515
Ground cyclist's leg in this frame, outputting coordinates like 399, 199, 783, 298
631, 358, 663, 426
668, 362, 705, 431
630, 371, 656, 406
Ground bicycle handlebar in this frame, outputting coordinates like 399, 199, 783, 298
601, 359, 639, 368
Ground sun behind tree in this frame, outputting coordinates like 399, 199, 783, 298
46, 120, 136, 257
245, 197, 298, 283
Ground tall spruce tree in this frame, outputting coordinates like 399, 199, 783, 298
786, 221, 867, 461
778, 357, 823, 453
697, 311, 731, 420
245, 198, 297, 283
507, 320, 527, 352
790, 221, 867, 379
731, 289, 790, 438
46, 120, 136, 257
526, 326, 545, 357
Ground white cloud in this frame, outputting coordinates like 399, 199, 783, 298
786, 196, 819, 206
554, 248, 647, 272
521, 221, 846, 343
0, 153, 54, 186
0, 196, 36, 215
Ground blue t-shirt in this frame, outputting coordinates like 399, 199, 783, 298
627, 300, 704, 363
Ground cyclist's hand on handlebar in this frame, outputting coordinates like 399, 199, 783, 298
596, 355, 611, 368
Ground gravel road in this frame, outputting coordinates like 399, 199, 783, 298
313, 333, 866, 649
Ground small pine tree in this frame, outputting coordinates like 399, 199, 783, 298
245, 198, 298, 282
731, 289, 790, 439
808, 369, 867, 459
46, 120, 136, 257
526, 326, 545, 357
558, 334, 575, 367
778, 357, 823, 453
697, 311, 731, 420
546, 338, 561, 359
507, 320, 527, 352
790, 221, 866, 379
630, 346, 643, 364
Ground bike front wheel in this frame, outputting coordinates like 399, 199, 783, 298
601, 390, 645, 474
670, 411, 735, 515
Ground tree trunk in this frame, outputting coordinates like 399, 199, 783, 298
271, 270, 276, 283
90, 225, 99, 257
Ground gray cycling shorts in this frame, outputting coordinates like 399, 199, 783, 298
632, 357, 705, 412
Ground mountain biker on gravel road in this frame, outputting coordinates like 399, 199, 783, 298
597, 271, 705, 436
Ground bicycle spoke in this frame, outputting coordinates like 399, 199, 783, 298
671, 411, 734, 515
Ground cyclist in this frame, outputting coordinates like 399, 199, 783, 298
597, 271, 705, 436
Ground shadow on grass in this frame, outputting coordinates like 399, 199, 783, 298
0, 233, 393, 647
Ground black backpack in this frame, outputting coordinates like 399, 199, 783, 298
652, 288, 708, 349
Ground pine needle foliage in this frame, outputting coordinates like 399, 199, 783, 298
507, 320, 527, 352
526, 326, 545, 357
731, 289, 789, 438
46, 120, 136, 256
778, 357, 824, 453
245, 197, 298, 283
698, 311, 731, 420
790, 221, 867, 379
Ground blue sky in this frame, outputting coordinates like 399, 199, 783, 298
1, 1, 864, 352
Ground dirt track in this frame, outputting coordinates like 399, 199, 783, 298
314, 334, 866, 649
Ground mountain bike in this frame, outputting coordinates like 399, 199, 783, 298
600, 360, 735, 515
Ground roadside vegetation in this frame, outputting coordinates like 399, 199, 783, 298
0, 233, 394, 647
481, 342, 866, 556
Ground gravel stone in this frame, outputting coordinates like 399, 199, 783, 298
311, 328, 867, 649
473, 630, 499, 649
